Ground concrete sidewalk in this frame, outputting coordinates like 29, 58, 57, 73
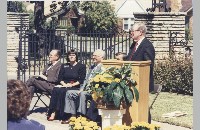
27, 96, 192, 130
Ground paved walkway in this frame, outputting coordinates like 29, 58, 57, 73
27, 95, 192, 130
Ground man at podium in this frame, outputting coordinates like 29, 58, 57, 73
118, 22, 155, 92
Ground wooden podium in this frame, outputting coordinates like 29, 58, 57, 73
102, 60, 151, 125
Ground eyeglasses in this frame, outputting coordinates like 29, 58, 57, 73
132, 30, 140, 32
92, 55, 100, 57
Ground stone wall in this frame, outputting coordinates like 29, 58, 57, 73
133, 12, 189, 60
7, 12, 29, 74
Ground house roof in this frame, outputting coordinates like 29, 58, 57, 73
166, 0, 192, 12
110, 0, 147, 18
180, 0, 193, 12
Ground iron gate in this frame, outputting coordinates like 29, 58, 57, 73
17, 20, 133, 82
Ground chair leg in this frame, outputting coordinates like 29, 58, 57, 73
31, 93, 42, 111
31, 93, 49, 112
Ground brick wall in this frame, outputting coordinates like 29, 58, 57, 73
133, 12, 189, 60
7, 12, 29, 74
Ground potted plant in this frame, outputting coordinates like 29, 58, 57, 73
85, 64, 139, 109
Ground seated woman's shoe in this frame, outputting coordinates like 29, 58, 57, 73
47, 113, 55, 121
61, 120, 70, 124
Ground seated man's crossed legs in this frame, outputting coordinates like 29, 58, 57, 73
26, 77, 52, 98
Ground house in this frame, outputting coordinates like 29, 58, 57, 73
43, 1, 84, 30
179, 0, 193, 37
108, 0, 148, 31
136, 0, 193, 37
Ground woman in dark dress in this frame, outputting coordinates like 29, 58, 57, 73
47, 49, 86, 121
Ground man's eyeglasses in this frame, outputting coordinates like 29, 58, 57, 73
132, 30, 140, 32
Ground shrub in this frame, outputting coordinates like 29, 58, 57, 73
154, 56, 193, 95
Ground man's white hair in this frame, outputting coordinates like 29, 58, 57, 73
132, 22, 147, 35
94, 49, 106, 58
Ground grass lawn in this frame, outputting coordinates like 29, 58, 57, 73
149, 92, 193, 128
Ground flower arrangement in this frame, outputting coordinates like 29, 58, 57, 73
86, 64, 139, 108
104, 122, 160, 130
69, 116, 100, 130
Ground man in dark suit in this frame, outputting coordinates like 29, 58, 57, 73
26, 49, 63, 97
118, 22, 155, 92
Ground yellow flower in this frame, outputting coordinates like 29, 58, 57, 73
107, 79, 112, 83
95, 84, 99, 88
93, 126, 100, 129
69, 122, 75, 125
114, 78, 120, 83
93, 76, 100, 82
74, 122, 81, 126
81, 120, 88, 126
100, 76, 106, 82
73, 125, 83, 130
83, 126, 90, 129
69, 116, 76, 122
81, 117, 87, 121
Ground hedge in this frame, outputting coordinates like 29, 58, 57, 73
154, 56, 193, 95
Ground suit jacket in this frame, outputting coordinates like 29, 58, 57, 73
42, 61, 63, 86
124, 38, 155, 92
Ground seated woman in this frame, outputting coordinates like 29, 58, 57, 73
7, 79, 45, 130
47, 49, 86, 121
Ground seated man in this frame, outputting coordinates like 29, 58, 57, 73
62, 49, 105, 124
115, 52, 127, 60
26, 49, 63, 98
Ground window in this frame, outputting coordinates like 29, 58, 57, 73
123, 18, 135, 31
124, 24, 128, 30
59, 17, 67, 26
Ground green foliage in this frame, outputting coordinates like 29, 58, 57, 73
185, 28, 193, 40
50, 1, 80, 13
16, 1, 27, 13
80, 1, 118, 32
154, 56, 193, 95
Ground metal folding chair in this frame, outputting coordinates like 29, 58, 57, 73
149, 84, 162, 109
31, 88, 51, 112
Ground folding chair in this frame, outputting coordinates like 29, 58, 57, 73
149, 84, 162, 109
31, 88, 51, 112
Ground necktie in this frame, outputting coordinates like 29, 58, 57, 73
46, 64, 53, 75
129, 42, 138, 60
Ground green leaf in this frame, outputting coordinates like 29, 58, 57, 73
119, 81, 126, 89
124, 88, 133, 104
113, 87, 123, 107
133, 87, 139, 102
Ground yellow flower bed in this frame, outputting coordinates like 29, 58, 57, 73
103, 122, 160, 130
69, 116, 160, 130
69, 116, 100, 130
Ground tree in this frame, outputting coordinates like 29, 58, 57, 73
7, 1, 27, 13
80, 1, 118, 32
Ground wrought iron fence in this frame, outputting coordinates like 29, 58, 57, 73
169, 31, 192, 58
17, 20, 133, 81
